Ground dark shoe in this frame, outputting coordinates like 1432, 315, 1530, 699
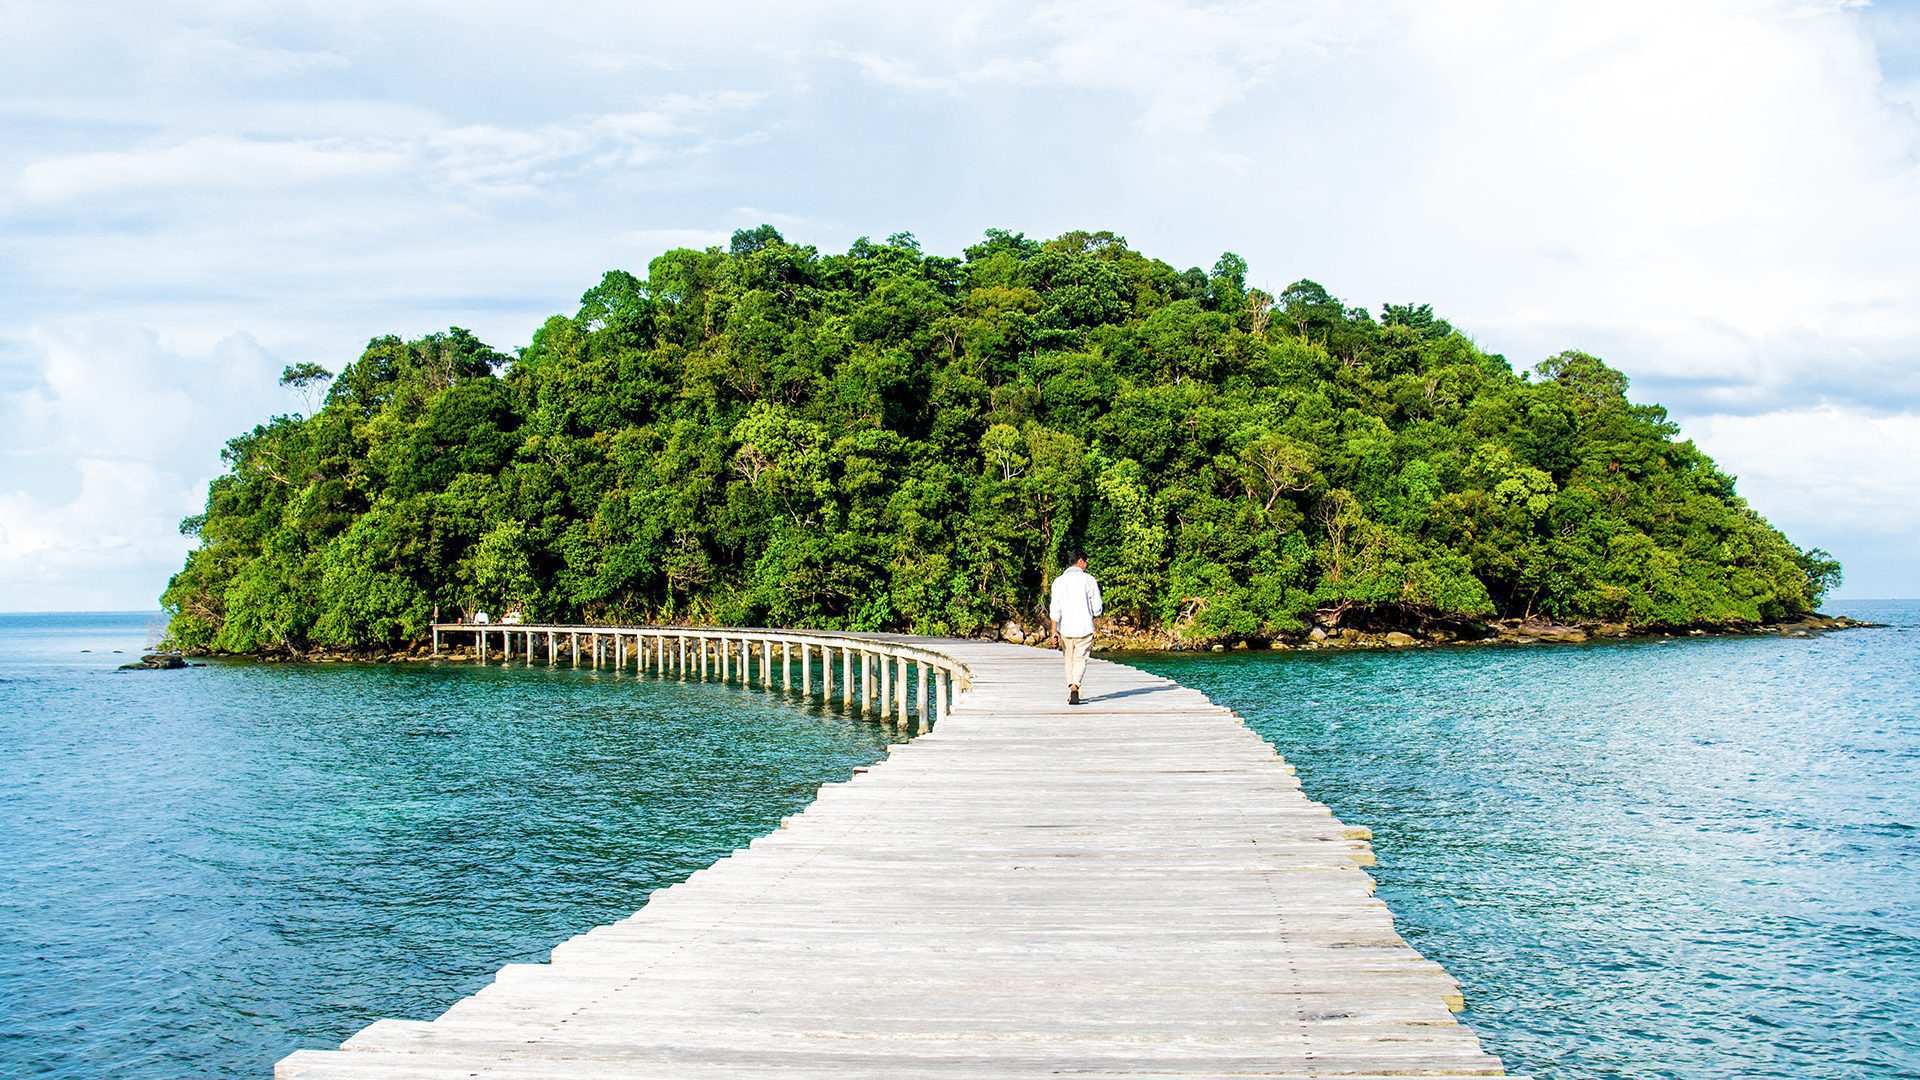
1069, 687, 1080, 705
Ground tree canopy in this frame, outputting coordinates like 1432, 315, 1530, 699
163, 228, 1837, 652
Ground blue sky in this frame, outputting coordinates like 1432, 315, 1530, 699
3, 0, 1919, 609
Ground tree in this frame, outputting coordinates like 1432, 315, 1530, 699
279, 362, 331, 415
164, 229, 1835, 653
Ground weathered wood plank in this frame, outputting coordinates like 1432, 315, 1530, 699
282, 632, 1507, 1078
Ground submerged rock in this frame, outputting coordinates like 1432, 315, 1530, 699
120, 652, 188, 671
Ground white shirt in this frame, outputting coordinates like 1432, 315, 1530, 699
1048, 565, 1104, 638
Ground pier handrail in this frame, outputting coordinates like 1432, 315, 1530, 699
431, 622, 973, 732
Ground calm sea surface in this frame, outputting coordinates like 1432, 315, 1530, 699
2, 607, 1916, 1078
1125, 599, 1920, 1079
0, 613, 895, 1078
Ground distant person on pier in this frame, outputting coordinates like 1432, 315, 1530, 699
1045, 549, 1103, 706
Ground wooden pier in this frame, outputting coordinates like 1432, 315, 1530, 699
279, 626, 1513, 1078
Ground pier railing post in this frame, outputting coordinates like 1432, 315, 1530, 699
917, 660, 929, 732
435, 624, 967, 734
864, 650, 874, 717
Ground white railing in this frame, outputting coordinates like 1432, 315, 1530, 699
431, 623, 971, 732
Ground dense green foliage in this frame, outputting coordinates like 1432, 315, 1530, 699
163, 228, 1837, 652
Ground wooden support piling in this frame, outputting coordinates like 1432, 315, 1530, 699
917, 660, 929, 732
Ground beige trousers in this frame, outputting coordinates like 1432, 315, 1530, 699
1062, 634, 1094, 689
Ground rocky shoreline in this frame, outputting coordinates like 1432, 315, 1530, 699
177, 611, 1872, 665
1000, 612, 1871, 653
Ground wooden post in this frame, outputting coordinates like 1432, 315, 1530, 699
761, 639, 772, 689
526, 631, 533, 665
841, 647, 852, 709
432, 626, 440, 656
475, 629, 485, 664
800, 642, 811, 696
879, 652, 892, 720
896, 655, 908, 725
678, 635, 687, 677
918, 660, 930, 731
868, 651, 878, 717
936, 669, 949, 721
700, 636, 710, 680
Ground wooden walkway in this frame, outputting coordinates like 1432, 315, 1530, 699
278, 632, 1513, 1078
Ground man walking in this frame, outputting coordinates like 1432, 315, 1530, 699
1046, 549, 1102, 705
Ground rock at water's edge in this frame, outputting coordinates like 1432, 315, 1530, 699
120, 653, 188, 671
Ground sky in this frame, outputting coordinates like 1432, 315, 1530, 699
2, 0, 1918, 610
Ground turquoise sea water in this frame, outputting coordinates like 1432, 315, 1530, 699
0, 613, 895, 1078
1, 609, 1915, 1078
1126, 599, 1920, 1079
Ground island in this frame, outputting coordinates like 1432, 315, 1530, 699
161, 227, 1842, 656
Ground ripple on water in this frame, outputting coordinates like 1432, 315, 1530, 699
0, 613, 895, 1079
1125, 600, 1920, 1080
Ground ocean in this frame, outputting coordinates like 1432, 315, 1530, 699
0, 613, 895, 1077
1, 605, 1915, 1077
1126, 599, 1920, 1078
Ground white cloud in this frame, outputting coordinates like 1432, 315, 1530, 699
155, 27, 353, 81
1694, 406, 1920, 535
3, 0, 1920, 605
0, 326, 290, 611
16, 136, 410, 202
1691, 404, 1920, 600
13, 93, 764, 205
